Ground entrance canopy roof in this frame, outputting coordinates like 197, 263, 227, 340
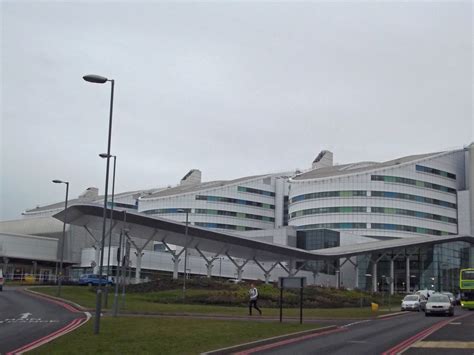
54, 204, 474, 262
53, 204, 323, 262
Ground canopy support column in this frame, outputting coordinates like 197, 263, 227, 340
225, 253, 249, 281
253, 259, 279, 284
195, 247, 218, 278
127, 230, 157, 284
371, 254, 386, 293
162, 241, 186, 280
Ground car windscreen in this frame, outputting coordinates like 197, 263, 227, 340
403, 296, 418, 301
428, 295, 449, 303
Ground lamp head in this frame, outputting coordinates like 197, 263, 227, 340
83, 74, 108, 84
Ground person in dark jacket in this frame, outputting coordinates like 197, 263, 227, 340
248, 283, 262, 316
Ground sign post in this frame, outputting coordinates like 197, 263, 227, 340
278, 277, 306, 324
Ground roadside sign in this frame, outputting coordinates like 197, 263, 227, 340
278, 277, 306, 289
278, 277, 306, 324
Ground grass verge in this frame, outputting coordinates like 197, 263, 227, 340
31, 317, 320, 355
31, 286, 396, 318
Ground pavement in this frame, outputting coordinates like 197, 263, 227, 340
0, 286, 89, 354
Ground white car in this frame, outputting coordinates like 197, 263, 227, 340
0, 269, 4, 291
425, 294, 454, 317
401, 294, 422, 311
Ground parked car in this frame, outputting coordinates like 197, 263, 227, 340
441, 292, 456, 306
0, 269, 4, 291
401, 294, 422, 311
78, 274, 113, 286
425, 294, 454, 317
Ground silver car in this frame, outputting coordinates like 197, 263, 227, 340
401, 295, 422, 311
425, 294, 454, 317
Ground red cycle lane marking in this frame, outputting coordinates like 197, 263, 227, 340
23, 290, 81, 313
235, 327, 347, 355
6, 317, 84, 354
381, 312, 472, 355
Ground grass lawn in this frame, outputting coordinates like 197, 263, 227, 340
31, 286, 395, 318
31, 317, 320, 355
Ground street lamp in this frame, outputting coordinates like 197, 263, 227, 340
52, 179, 69, 297
177, 208, 190, 300
99, 153, 117, 308
83, 73, 115, 335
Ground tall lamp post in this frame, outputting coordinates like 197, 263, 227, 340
52, 179, 69, 297
83, 73, 115, 335
177, 209, 189, 300
99, 153, 117, 308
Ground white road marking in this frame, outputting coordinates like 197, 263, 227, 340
19, 312, 32, 320
341, 320, 372, 328
0, 316, 59, 324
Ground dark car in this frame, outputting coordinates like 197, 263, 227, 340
78, 274, 113, 286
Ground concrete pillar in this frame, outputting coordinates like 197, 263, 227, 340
406, 256, 410, 293
206, 262, 213, 278
390, 258, 395, 295
236, 267, 244, 281
32, 261, 37, 279
335, 270, 341, 289
288, 260, 297, 276
135, 252, 143, 284
2, 257, 9, 274
264, 273, 271, 284
94, 244, 100, 274
372, 262, 378, 293
172, 257, 180, 280
354, 264, 359, 289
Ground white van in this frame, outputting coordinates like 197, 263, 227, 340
415, 289, 435, 298
0, 269, 4, 291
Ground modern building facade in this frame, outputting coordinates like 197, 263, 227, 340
1, 144, 473, 291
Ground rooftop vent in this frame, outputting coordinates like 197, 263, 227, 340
78, 187, 99, 201
312, 150, 333, 169
180, 169, 202, 186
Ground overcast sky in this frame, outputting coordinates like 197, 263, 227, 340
1, 1, 472, 221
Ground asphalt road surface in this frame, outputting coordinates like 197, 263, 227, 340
248, 308, 472, 355
0, 286, 86, 354
404, 310, 474, 355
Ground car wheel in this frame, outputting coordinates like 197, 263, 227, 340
88, 282, 93, 287
425, 313, 429, 317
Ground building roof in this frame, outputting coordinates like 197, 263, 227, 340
292, 151, 443, 181
54, 203, 474, 263
140, 174, 270, 199
314, 234, 474, 258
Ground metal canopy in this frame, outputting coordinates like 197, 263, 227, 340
53, 204, 474, 262
53, 204, 326, 262
315, 234, 474, 258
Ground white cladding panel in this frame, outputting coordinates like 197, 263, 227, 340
288, 152, 464, 238
0, 233, 58, 261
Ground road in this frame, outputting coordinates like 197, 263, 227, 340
0, 286, 87, 354
244, 308, 472, 355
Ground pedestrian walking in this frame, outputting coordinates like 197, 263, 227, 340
248, 283, 262, 316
